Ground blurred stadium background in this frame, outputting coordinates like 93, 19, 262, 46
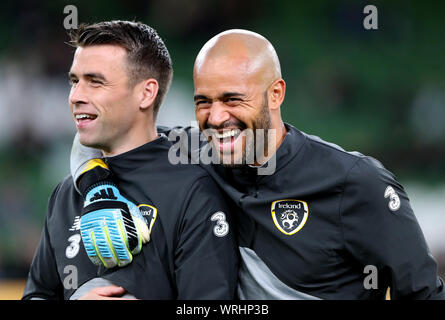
0, 0, 444, 299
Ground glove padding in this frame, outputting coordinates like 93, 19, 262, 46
78, 162, 150, 268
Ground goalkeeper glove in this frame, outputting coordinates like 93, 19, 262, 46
78, 159, 150, 268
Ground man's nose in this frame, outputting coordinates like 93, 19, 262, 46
207, 102, 230, 127
69, 81, 88, 105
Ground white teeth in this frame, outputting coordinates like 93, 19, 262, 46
75, 114, 95, 120
214, 129, 240, 139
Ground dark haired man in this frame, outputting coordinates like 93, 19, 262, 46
22, 21, 238, 300
70, 28, 445, 300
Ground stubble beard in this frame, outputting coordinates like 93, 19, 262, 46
222, 92, 272, 168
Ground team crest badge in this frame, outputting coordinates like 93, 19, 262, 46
271, 199, 309, 235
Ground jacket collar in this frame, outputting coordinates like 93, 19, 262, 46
104, 134, 170, 175
214, 123, 307, 188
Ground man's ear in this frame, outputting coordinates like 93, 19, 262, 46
268, 78, 286, 110
139, 79, 159, 110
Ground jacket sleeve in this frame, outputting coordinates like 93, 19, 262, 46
22, 184, 64, 300
70, 133, 103, 193
340, 156, 445, 300
174, 175, 239, 299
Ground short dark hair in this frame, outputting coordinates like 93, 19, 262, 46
69, 20, 173, 118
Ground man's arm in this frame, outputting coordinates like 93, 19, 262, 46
174, 175, 239, 299
70, 134, 150, 268
69, 130, 238, 298
69, 127, 198, 269
70, 127, 196, 188
341, 157, 445, 299
22, 185, 64, 300
70, 128, 181, 187
70, 133, 102, 191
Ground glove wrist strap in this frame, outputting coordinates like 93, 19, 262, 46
79, 165, 115, 197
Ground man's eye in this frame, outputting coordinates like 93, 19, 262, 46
69, 79, 78, 85
196, 100, 210, 107
90, 79, 103, 85
225, 98, 242, 105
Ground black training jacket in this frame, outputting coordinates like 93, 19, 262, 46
168, 123, 445, 300
22, 135, 238, 300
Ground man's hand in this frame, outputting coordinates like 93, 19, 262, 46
78, 286, 137, 300
78, 159, 150, 268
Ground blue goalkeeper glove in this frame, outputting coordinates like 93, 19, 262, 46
78, 159, 150, 268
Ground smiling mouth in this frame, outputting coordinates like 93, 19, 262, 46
211, 128, 243, 152
75, 113, 97, 127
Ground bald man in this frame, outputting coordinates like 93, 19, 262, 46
193, 29, 285, 171
70, 29, 445, 300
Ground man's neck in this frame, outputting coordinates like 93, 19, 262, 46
253, 121, 287, 166
101, 127, 158, 157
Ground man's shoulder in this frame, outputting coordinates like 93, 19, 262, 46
57, 174, 76, 192
299, 129, 384, 174
299, 130, 397, 189
285, 127, 394, 188
138, 143, 219, 195
44, 174, 82, 224
153, 134, 214, 184
49, 174, 79, 204
302, 131, 364, 161
164, 160, 215, 188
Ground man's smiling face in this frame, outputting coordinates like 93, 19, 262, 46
68, 44, 140, 154
194, 55, 272, 167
